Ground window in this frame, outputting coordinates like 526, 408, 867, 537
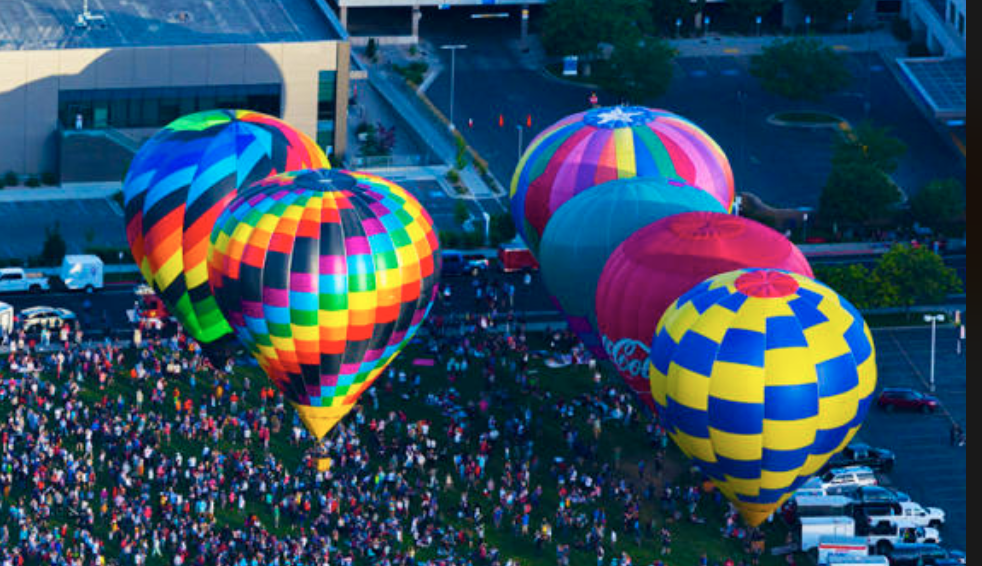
59, 84, 282, 130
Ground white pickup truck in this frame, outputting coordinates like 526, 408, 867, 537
0, 267, 51, 294
859, 501, 945, 530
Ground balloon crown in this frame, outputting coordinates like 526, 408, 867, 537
582, 106, 656, 129
252, 168, 358, 193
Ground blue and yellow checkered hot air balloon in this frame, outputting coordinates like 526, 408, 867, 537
649, 268, 877, 526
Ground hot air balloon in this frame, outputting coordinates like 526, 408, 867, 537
123, 109, 329, 349
509, 106, 734, 255
538, 178, 726, 359
649, 268, 876, 526
207, 168, 440, 441
596, 212, 813, 410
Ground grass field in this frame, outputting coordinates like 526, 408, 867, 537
1, 327, 801, 566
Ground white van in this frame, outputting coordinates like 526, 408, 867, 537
826, 554, 889, 566
60, 254, 104, 292
0, 301, 13, 337
801, 517, 856, 552
818, 537, 870, 565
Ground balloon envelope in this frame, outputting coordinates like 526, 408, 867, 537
649, 268, 876, 526
596, 211, 813, 409
539, 178, 726, 359
509, 106, 734, 255
207, 169, 440, 440
123, 109, 329, 345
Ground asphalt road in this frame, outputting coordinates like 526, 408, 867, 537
417, 10, 966, 210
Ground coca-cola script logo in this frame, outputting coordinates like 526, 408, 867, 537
601, 335, 650, 378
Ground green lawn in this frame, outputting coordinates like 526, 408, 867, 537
2, 331, 800, 566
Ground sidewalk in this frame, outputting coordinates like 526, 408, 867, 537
358, 45, 505, 202
0, 182, 121, 203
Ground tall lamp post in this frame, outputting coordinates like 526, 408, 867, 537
440, 44, 467, 131
924, 313, 945, 392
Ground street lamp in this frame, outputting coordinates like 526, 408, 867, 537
924, 313, 945, 392
847, 12, 853, 34
755, 15, 762, 36
675, 17, 682, 38
801, 212, 809, 242
804, 15, 811, 36
440, 44, 467, 131
704, 15, 711, 36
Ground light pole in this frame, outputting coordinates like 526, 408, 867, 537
675, 17, 682, 38
440, 44, 467, 131
924, 313, 945, 392
801, 212, 809, 243
804, 15, 811, 36
755, 15, 762, 37
847, 12, 853, 34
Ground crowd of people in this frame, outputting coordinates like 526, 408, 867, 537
0, 275, 776, 566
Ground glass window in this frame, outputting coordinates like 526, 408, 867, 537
318, 71, 337, 121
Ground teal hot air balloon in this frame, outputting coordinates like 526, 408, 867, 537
538, 177, 726, 358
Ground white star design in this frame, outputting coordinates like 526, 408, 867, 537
594, 107, 643, 126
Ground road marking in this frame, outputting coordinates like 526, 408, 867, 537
723, 48, 740, 54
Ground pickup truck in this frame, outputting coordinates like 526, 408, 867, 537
865, 524, 941, 555
822, 443, 895, 473
0, 267, 50, 294
857, 501, 945, 531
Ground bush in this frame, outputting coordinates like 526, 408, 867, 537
25, 176, 41, 188
2, 171, 18, 187
446, 169, 461, 185
366, 38, 378, 62
40, 171, 58, 186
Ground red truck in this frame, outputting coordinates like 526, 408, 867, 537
497, 243, 539, 273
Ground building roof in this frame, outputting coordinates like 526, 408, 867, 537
897, 56, 967, 121
0, 0, 344, 51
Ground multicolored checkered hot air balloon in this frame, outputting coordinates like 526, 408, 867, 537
207, 169, 440, 440
649, 268, 876, 526
509, 106, 734, 255
596, 212, 813, 411
123, 110, 329, 347
538, 178, 726, 360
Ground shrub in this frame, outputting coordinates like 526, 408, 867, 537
40, 171, 58, 186
25, 176, 41, 188
2, 171, 18, 187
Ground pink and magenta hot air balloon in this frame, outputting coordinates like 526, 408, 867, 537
509, 106, 734, 255
595, 211, 813, 411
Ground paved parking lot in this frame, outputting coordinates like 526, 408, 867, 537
858, 325, 966, 552
0, 196, 127, 261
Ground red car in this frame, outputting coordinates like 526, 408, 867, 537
877, 387, 941, 413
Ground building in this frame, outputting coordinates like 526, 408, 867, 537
0, 0, 351, 183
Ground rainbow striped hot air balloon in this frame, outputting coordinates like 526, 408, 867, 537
122, 109, 329, 346
207, 169, 440, 440
510, 106, 734, 255
649, 269, 877, 526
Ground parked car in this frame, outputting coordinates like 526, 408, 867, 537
497, 242, 539, 273
886, 544, 965, 566
866, 524, 940, 555
0, 267, 50, 294
441, 251, 489, 277
822, 443, 895, 473
877, 387, 941, 413
18, 306, 76, 331
850, 485, 911, 506
857, 501, 945, 531
819, 466, 879, 495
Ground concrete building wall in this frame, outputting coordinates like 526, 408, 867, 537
0, 40, 346, 178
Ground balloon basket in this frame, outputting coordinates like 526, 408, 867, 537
316, 457, 333, 472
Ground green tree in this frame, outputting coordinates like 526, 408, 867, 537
873, 244, 962, 313
813, 263, 883, 310
908, 178, 965, 236
819, 161, 902, 230
750, 37, 851, 101
726, 0, 780, 19
594, 34, 676, 103
41, 222, 67, 266
832, 121, 908, 174
489, 212, 518, 247
540, 0, 649, 60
